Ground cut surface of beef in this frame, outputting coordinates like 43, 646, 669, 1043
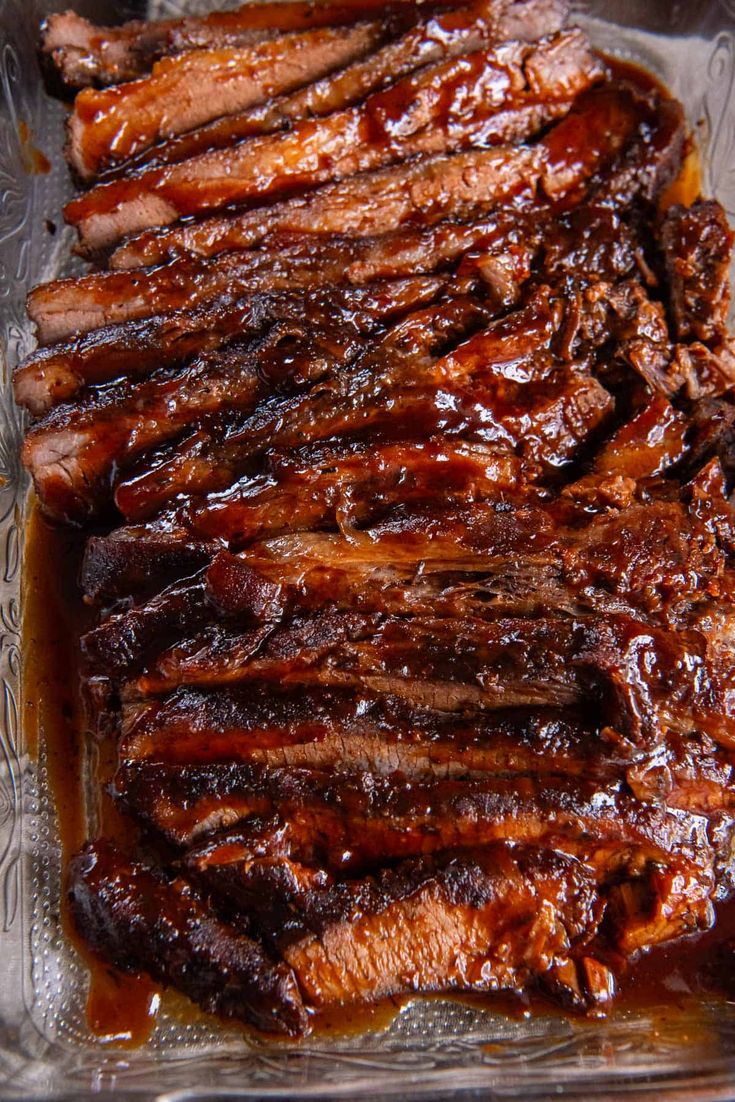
209, 845, 604, 1007
68, 840, 308, 1035
122, 0, 570, 176
24, 0, 735, 1035
67, 23, 387, 181
41, 0, 440, 89
66, 29, 604, 253
29, 211, 539, 345
661, 200, 734, 343
115, 760, 721, 880
118, 686, 622, 779
108, 84, 644, 270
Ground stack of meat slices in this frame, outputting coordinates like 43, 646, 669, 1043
20, 0, 735, 1036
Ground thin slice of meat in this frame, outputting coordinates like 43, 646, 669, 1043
661, 200, 734, 343
109, 84, 643, 270
112, 295, 615, 519
81, 489, 734, 676
185, 837, 709, 981
124, 610, 735, 749
66, 29, 604, 253
87, 144, 542, 267
564, 394, 689, 510
124, 0, 570, 176
118, 686, 624, 779
41, 0, 435, 89
67, 24, 386, 181
589, 94, 685, 208
115, 761, 717, 875
77, 462, 543, 604
116, 437, 534, 531
15, 277, 442, 417
22, 322, 366, 522
113, 367, 611, 521
29, 210, 538, 345
198, 845, 603, 1008
67, 839, 308, 1036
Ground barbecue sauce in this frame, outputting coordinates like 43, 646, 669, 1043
23, 505, 160, 1046
17, 54, 725, 1050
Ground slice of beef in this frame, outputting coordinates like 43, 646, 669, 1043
29, 210, 539, 345
81, 487, 734, 677
67, 839, 308, 1035
86, 143, 543, 267
111, 294, 601, 517
564, 394, 689, 510
109, 84, 643, 270
124, 610, 735, 749
116, 437, 532, 533
589, 94, 685, 208
123, 0, 570, 176
119, 686, 624, 779
203, 845, 603, 1008
41, 0, 433, 89
187, 838, 711, 981
67, 24, 386, 181
22, 322, 366, 523
15, 277, 441, 417
113, 369, 611, 522
67, 29, 604, 254
661, 200, 734, 343
115, 761, 716, 876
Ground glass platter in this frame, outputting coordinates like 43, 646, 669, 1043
1, 0, 735, 1097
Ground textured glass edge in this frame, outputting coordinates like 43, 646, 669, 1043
1, 0, 735, 1097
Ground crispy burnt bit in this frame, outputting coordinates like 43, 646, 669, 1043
65, 29, 604, 254
188, 843, 605, 1009
66, 23, 388, 181
14, 276, 442, 418
108, 82, 643, 271
80, 530, 211, 605
116, 0, 571, 178
660, 199, 734, 344
40, 0, 436, 90
67, 840, 309, 1036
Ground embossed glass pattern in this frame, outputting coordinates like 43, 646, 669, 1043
1, 1, 735, 1098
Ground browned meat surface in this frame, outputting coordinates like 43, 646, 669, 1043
15, 277, 442, 418
28, 211, 537, 344
68, 839, 308, 1035
67, 24, 387, 181
661, 200, 734, 343
115, 761, 721, 876
121, 0, 570, 177
66, 29, 603, 253
118, 687, 621, 778
108, 84, 644, 270
27, 1, 735, 1035
202, 846, 604, 1007
41, 0, 441, 89
123, 611, 735, 750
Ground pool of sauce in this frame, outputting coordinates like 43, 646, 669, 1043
17, 56, 720, 1049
